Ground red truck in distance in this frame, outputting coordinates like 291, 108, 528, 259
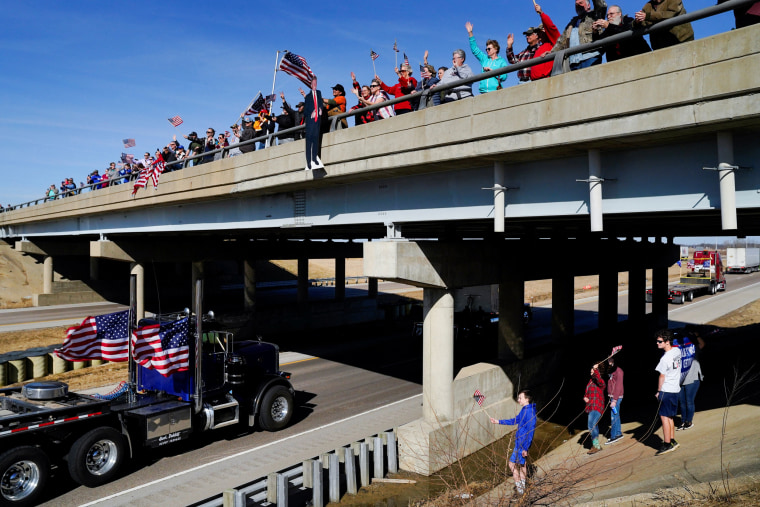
646, 250, 727, 304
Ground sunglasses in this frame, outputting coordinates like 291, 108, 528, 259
656, 340, 664, 344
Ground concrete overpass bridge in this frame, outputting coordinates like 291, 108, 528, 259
2, 20, 759, 474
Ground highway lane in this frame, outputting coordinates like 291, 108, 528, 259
39, 349, 422, 506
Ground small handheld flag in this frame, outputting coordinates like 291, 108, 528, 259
474, 389, 485, 406
370, 50, 379, 61
122, 138, 136, 148
168, 116, 184, 127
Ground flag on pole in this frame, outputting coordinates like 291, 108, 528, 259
403, 53, 409, 66
131, 317, 191, 377
278, 51, 315, 87
370, 50, 379, 61
55, 311, 130, 362
474, 389, 486, 406
168, 115, 184, 127
244, 93, 266, 116
611, 345, 623, 356
264, 94, 276, 108
122, 138, 136, 148
393, 39, 399, 52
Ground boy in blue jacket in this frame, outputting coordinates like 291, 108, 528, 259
491, 390, 537, 495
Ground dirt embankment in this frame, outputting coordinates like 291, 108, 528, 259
0, 243, 42, 308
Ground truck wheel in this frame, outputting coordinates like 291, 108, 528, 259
0, 446, 49, 506
67, 427, 126, 487
687, 292, 693, 302
259, 386, 294, 431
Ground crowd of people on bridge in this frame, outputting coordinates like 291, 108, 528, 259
35, 0, 756, 204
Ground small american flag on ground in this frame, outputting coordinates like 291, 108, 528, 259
474, 389, 486, 406
122, 138, 136, 148
279, 51, 315, 87
370, 49, 379, 61
168, 115, 184, 127
131, 317, 191, 377
55, 311, 130, 362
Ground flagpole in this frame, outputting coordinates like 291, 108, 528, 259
235, 91, 261, 126
394, 39, 398, 69
372, 55, 376, 77
270, 50, 282, 110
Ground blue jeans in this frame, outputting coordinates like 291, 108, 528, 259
570, 54, 603, 70
588, 410, 601, 442
610, 398, 623, 439
679, 380, 700, 422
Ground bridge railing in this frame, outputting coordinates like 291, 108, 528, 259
1, 0, 752, 214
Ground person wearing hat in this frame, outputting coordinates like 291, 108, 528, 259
323, 83, 348, 129
507, 3, 560, 82
465, 21, 508, 93
239, 117, 256, 154
280, 92, 305, 140
183, 132, 205, 164
275, 94, 297, 144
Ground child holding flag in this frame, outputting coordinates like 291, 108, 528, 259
490, 390, 536, 495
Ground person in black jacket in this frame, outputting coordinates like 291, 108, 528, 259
239, 118, 256, 153
275, 103, 296, 144
593, 5, 651, 61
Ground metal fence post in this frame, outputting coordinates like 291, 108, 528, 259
373, 435, 384, 479
359, 442, 370, 487
329, 452, 340, 503
277, 473, 288, 507
312, 459, 324, 507
345, 446, 357, 495
222, 489, 245, 507
386, 431, 398, 474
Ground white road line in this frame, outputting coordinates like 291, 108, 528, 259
79, 393, 422, 506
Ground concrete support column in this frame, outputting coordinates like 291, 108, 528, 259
89, 258, 99, 281
191, 261, 204, 308
628, 267, 646, 322
717, 132, 737, 231
552, 274, 575, 342
498, 277, 525, 361
652, 265, 669, 329
43, 256, 54, 294
334, 256, 345, 301
130, 262, 145, 322
422, 288, 454, 423
494, 162, 505, 233
297, 257, 309, 303
588, 149, 603, 233
243, 259, 256, 311
598, 269, 618, 330
367, 277, 378, 299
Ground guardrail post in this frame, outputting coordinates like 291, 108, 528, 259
312, 460, 324, 507
267, 473, 277, 504
359, 442, 370, 487
328, 453, 340, 503
302, 460, 313, 489
373, 435, 384, 479
277, 473, 288, 507
345, 446, 357, 495
386, 431, 398, 474
222, 488, 245, 507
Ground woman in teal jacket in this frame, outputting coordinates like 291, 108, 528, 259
465, 21, 509, 94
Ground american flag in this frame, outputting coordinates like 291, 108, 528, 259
611, 345, 623, 356
122, 138, 136, 148
264, 93, 276, 108
474, 389, 486, 406
403, 53, 409, 66
244, 93, 266, 116
279, 51, 315, 87
131, 156, 165, 195
393, 39, 399, 52
55, 311, 130, 362
132, 317, 191, 377
168, 115, 184, 127
370, 49, 379, 61
120, 153, 134, 164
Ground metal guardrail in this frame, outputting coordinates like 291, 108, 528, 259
1, 0, 752, 214
191, 430, 398, 507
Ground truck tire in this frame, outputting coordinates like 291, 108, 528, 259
67, 427, 126, 487
259, 386, 294, 431
0, 446, 50, 506
687, 292, 693, 302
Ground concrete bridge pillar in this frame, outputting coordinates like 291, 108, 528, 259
243, 259, 256, 311
335, 256, 345, 301
43, 256, 54, 294
367, 278, 378, 299
494, 162, 505, 233
422, 288, 454, 423
717, 131, 737, 231
192, 261, 204, 308
598, 269, 618, 330
588, 149, 603, 233
297, 257, 309, 302
130, 262, 145, 322
552, 274, 575, 342
628, 266, 646, 322
498, 276, 525, 361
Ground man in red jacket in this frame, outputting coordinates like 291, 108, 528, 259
375, 64, 418, 115
507, 3, 561, 82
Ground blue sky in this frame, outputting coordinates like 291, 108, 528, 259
0, 0, 736, 207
